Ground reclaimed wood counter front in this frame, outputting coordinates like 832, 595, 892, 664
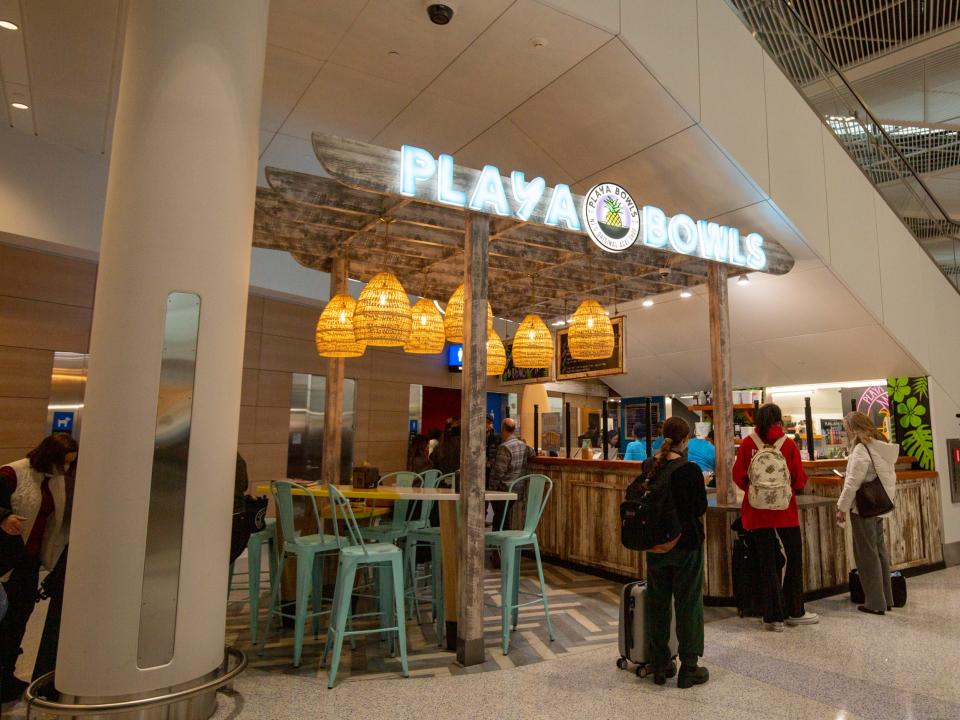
529, 457, 945, 601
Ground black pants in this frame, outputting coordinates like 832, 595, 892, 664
490, 501, 508, 531
646, 545, 705, 667
0, 557, 41, 683
753, 526, 804, 622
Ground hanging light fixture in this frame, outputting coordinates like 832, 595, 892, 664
443, 283, 493, 343
567, 299, 614, 360
487, 327, 506, 376
404, 297, 445, 354
353, 270, 412, 346
316, 292, 366, 358
511, 274, 553, 368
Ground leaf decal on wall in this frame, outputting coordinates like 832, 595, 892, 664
911, 376, 928, 400
901, 424, 934, 470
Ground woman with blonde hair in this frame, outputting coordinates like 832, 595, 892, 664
836, 411, 899, 615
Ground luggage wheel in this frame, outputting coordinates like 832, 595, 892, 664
616, 658, 627, 670
635, 665, 649, 678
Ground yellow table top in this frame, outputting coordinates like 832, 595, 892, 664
255, 482, 517, 502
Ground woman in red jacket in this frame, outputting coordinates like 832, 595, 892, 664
732, 404, 819, 631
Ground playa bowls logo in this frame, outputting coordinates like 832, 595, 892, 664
582, 183, 640, 253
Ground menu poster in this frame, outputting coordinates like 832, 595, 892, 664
556, 316, 625, 381
500, 338, 552, 386
820, 418, 846, 446
541, 412, 562, 453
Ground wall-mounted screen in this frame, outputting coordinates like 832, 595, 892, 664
447, 343, 463, 372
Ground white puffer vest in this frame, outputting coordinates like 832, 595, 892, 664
3, 458, 67, 575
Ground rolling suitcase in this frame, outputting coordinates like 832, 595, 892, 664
616, 580, 677, 677
849, 569, 907, 607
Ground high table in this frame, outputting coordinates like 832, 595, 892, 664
256, 482, 517, 653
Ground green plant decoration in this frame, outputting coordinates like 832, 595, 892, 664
888, 376, 910, 403
897, 396, 927, 428
902, 424, 934, 469
911, 376, 928, 400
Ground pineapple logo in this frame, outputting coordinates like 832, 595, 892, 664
582, 182, 640, 253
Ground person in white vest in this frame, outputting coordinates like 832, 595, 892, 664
0, 433, 78, 703
836, 411, 899, 615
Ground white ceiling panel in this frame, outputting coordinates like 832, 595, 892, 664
267, 0, 365, 61
710, 200, 816, 262
260, 45, 323, 133
20, 0, 121, 153
605, 354, 693, 396
279, 62, 419, 142
258, 132, 325, 187
654, 348, 712, 389
574, 125, 764, 220
374, 91, 503, 157
536, 0, 620, 34
425, 0, 611, 118
510, 39, 693, 181
331, 0, 513, 90
620, 294, 710, 358
457, 118, 574, 185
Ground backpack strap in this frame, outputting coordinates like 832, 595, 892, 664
749, 431, 767, 449
772, 436, 787, 451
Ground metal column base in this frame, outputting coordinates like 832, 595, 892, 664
24, 646, 246, 720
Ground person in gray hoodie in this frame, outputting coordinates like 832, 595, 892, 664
836, 411, 899, 615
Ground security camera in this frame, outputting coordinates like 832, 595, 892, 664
658, 267, 670, 278
424, 1, 457, 25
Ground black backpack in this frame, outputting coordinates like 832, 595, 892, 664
620, 458, 683, 552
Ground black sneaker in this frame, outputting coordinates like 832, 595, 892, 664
677, 664, 709, 689
1, 675, 29, 703
652, 660, 677, 685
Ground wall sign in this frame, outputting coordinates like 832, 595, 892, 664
556, 316, 625, 381
582, 183, 640, 252
500, 338, 552, 386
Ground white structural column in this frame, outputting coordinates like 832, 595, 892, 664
58, 0, 269, 698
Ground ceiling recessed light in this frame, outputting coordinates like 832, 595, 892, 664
530, 37, 548, 49
387, 50, 400, 57
642, 298, 654, 308
737, 274, 750, 285
680, 289, 692, 298
11, 102, 29, 110
0, 20, 18, 31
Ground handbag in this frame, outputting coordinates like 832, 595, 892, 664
243, 495, 269, 534
855, 445, 894, 518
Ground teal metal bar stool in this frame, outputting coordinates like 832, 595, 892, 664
484, 474, 555, 655
228, 517, 278, 644
401, 470, 442, 623
323, 484, 409, 689
258, 480, 341, 667
360, 471, 421, 545
404, 471, 455, 645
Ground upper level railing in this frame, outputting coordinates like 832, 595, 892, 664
727, 0, 960, 291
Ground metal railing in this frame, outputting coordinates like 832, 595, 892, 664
24, 647, 246, 719
728, 0, 960, 291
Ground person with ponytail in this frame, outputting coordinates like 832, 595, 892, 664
733, 404, 817, 631
643, 417, 710, 688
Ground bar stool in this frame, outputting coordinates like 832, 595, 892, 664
228, 518, 278, 644
404, 471, 455, 645
360, 471, 421, 545
259, 480, 341, 667
484, 474, 555, 655
323, 484, 409, 688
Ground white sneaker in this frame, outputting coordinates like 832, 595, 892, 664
786, 612, 820, 626
762, 621, 785, 632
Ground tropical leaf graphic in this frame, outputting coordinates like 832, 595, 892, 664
911, 376, 928, 400
897, 396, 926, 428
902, 424, 934, 470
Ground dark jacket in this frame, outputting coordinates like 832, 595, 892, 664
641, 457, 708, 551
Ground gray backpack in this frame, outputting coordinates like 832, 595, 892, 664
747, 432, 792, 511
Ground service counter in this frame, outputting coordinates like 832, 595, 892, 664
528, 456, 944, 602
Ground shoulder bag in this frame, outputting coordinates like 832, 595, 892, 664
855, 445, 894, 518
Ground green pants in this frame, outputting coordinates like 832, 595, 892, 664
645, 545, 704, 668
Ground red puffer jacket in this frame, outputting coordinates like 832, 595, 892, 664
732, 424, 807, 530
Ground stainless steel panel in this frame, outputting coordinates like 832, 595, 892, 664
46, 352, 88, 439
138, 292, 201, 669
287, 373, 356, 482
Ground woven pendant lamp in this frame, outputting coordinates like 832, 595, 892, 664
512, 314, 553, 368
404, 297, 445, 354
567, 299, 614, 360
443, 284, 493, 343
316, 293, 366, 358
353, 271, 412, 347
487, 328, 506, 376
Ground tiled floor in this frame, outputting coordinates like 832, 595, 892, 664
4, 563, 960, 719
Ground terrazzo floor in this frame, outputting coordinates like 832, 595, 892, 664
4, 563, 959, 720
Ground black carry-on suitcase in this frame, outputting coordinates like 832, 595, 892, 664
616, 580, 677, 677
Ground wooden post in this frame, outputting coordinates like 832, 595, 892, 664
322, 256, 347, 486
457, 212, 489, 666
708, 263, 736, 505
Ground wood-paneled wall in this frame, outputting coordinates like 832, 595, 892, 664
0, 243, 94, 464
